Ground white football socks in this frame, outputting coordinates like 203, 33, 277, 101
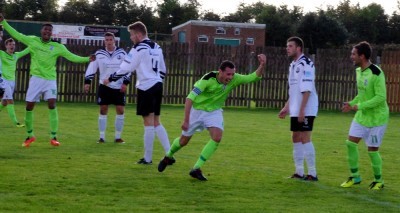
155, 124, 170, 154
304, 142, 317, 177
144, 126, 155, 162
115, 114, 124, 139
293, 142, 305, 176
98, 114, 107, 139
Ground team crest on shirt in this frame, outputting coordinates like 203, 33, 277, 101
304, 71, 312, 77
50, 46, 54, 51
364, 79, 368, 86
117, 55, 122, 60
296, 67, 300, 73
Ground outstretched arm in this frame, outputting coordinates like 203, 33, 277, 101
0, 13, 31, 45
61, 45, 90, 63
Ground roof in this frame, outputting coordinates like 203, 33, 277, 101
172, 20, 266, 31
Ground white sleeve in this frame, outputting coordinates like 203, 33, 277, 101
84, 59, 99, 83
110, 49, 139, 81
119, 49, 140, 75
159, 51, 167, 79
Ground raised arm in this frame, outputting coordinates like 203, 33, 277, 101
255, 54, 266, 77
15, 47, 30, 59
0, 13, 32, 45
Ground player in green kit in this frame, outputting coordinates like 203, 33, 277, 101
0, 38, 29, 127
158, 54, 266, 181
340, 41, 389, 190
0, 13, 93, 147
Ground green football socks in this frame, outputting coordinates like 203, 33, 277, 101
194, 139, 219, 169
49, 108, 58, 138
368, 151, 383, 182
166, 137, 182, 158
25, 110, 34, 137
346, 140, 360, 178
6, 104, 19, 125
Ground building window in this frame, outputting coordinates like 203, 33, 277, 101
198, 35, 208, 42
216, 27, 226, 34
246, 37, 254, 45
234, 28, 240, 35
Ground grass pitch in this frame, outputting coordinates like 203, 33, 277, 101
0, 102, 399, 212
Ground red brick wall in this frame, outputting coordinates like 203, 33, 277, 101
172, 23, 265, 51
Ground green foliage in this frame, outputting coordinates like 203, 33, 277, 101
155, 0, 200, 34
24, 0, 59, 21
1, 102, 399, 212
58, 0, 94, 24
388, 13, 400, 43
2, 0, 400, 45
201, 11, 221, 21
222, 2, 255, 23
297, 11, 348, 53
2, 0, 28, 20
256, 4, 302, 46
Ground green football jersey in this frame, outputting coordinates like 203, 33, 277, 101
1, 20, 89, 80
349, 64, 389, 127
0, 48, 30, 80
187, 71, 261, 112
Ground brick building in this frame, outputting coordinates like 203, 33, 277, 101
172, 20, 266, 51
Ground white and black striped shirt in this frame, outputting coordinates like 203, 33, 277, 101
85, 47, 130, 89
109, 38, 166, 91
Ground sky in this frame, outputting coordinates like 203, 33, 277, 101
59, 0, 399, 16
197, 0, 398, 16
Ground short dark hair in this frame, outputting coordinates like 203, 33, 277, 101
42, 23, 53, 29
353, 41, 372, 60
5, 38, 14, 45
287, 36, 304, 52
128, 21, 147, 36
219, 60, 235, 71
104, 32, 115, 38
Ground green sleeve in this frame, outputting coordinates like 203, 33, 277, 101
187, 79, 209, 101
349, 95, 360, 107
15, 48, 30, 59
1, 20, 32, 46
59, 44, 89, 63
358, 75, 387, 110
233, 72, 262, 86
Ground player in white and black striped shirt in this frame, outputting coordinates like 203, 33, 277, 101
84, 32, 130, 144
105, 22, 170, 165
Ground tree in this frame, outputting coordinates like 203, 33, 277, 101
388, 13, 400, 43
91, 0, 117, 25
156, 0, 180, 34
58, 0, 94, 24
256, 5, 303, 46
296, 11, 348, 53
201, 11, 221, 21
156, 0, 200, 34
355, 3, 389, 44
2, 0, 29, 20
181, 0, 200, 21
326, 1, 389, 44
222, 3, 254, 23
23, 0, 59, 21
